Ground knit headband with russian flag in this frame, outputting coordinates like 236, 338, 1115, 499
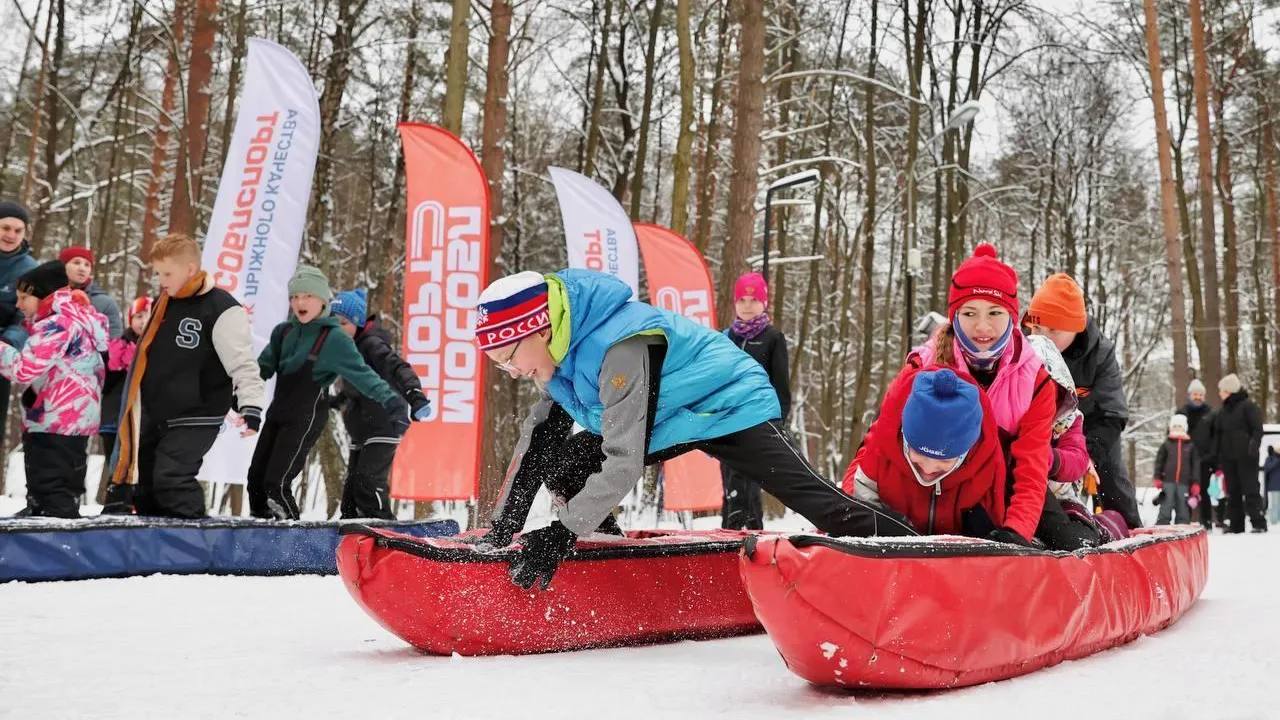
474, 271, 551, 351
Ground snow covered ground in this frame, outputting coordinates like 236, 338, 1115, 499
1, 520, 1275, 720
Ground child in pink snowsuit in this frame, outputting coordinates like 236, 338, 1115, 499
1, 261, 108, 517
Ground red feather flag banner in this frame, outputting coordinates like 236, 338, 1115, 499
390, 123, 490, 501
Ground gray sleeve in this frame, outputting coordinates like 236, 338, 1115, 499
558, 336, 656, 536
211, 305, 268, 413
94, 294, 124, 339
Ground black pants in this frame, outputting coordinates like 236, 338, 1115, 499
134, 424, 219, 518
1035, 492, 1103, 550
247, 408, 328, 520
340, 440, 397, 520
720, 465, 764, 530
1196, 468, 1215, 528
1095, 439, 1142, 529
22, 432, 88, 518
530, 420, 914, 538
1222, 457, 1266, 532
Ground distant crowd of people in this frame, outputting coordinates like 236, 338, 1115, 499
0, 199, 429, 521
1157, 374, 1272, 533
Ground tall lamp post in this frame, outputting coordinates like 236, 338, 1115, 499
903, 100, 980, 349
762, 169, 821, 284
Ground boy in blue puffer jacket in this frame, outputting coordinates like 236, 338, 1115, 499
472, 269, 906, 590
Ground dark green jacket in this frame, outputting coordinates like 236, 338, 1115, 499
258, 316, 400, 410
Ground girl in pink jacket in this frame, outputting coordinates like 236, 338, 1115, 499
2, 261, 108, 518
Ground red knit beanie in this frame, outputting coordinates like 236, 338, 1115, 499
947, 243, 1019, 318
59, 246, 94, 266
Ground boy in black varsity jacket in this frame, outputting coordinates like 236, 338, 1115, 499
103, 234, 266, 518
330, 289, 431, 519
247, 267, 412, 520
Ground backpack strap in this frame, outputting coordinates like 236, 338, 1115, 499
307, 327, 331, 362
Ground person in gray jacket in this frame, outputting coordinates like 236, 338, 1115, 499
60, 246, 122, 339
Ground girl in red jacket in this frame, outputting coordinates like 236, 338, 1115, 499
842, 367, 1006, 536
899, 244, 1053, 546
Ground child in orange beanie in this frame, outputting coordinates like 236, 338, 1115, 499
1023, 273, 1141, 528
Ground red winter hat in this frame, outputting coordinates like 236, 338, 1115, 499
59, 246, 94, 266
127, 296, 153, 323
948, 243, 1019, 318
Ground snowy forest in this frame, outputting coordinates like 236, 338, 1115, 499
1, 0, 1278, 517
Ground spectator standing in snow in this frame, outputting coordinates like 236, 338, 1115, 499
1023, 272, 1143, 529
248, 267, 412, 520
1, 262, 107, 517
1152, 414, 1200, 525
1265, 446, 1280, 527
329, 288, 431, 519
0, 201, 39, 447
59, 247, 123, 339
1180, 378, 1217, 530
104, 234, 265, 518
1212, 373, 1266, 533
96, 296, 151, 501
720, 272, 790, 531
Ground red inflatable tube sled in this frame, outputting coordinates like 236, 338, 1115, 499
739, 526, 1208, 690
337, 525, 763, 655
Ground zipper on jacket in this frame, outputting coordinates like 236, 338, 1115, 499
928, 483, 940, 535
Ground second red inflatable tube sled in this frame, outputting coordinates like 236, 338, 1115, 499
739, 526, 1208, 690
337, 525, 763, 655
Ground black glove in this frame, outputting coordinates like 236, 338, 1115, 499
241, 407, 262, 433
987, 527, 1032, 547
509, 521, 577, 590
100, 483, 136, 515
1151, 490, 1165, 507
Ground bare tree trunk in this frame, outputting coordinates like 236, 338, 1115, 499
899, 0, 927, 357
169, 0, 219, 237
1188, 0, 1221, 388
306, 0, 372, 259
0, 0, 43, 197
1141, 0, 1192, 400
32, 0, 66, 250
717, 0, 766, 328
218, 0, 248, 173
692, 0, 728, 255
1215, 89, 1240, 371
441, 0, 471, 135
848, 0, 879, 446
582, 0, 613, 178
375, 1, 420, 317
137, 0, 187, 291
669, 0, 694, 236
1262, 100, 1280, 415
478, 0, 515, 520
20, 1, 53, 208
628, 0, 666, 219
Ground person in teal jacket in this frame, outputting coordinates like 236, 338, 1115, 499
473, 269, 902, 589
246, 265, 411, 519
